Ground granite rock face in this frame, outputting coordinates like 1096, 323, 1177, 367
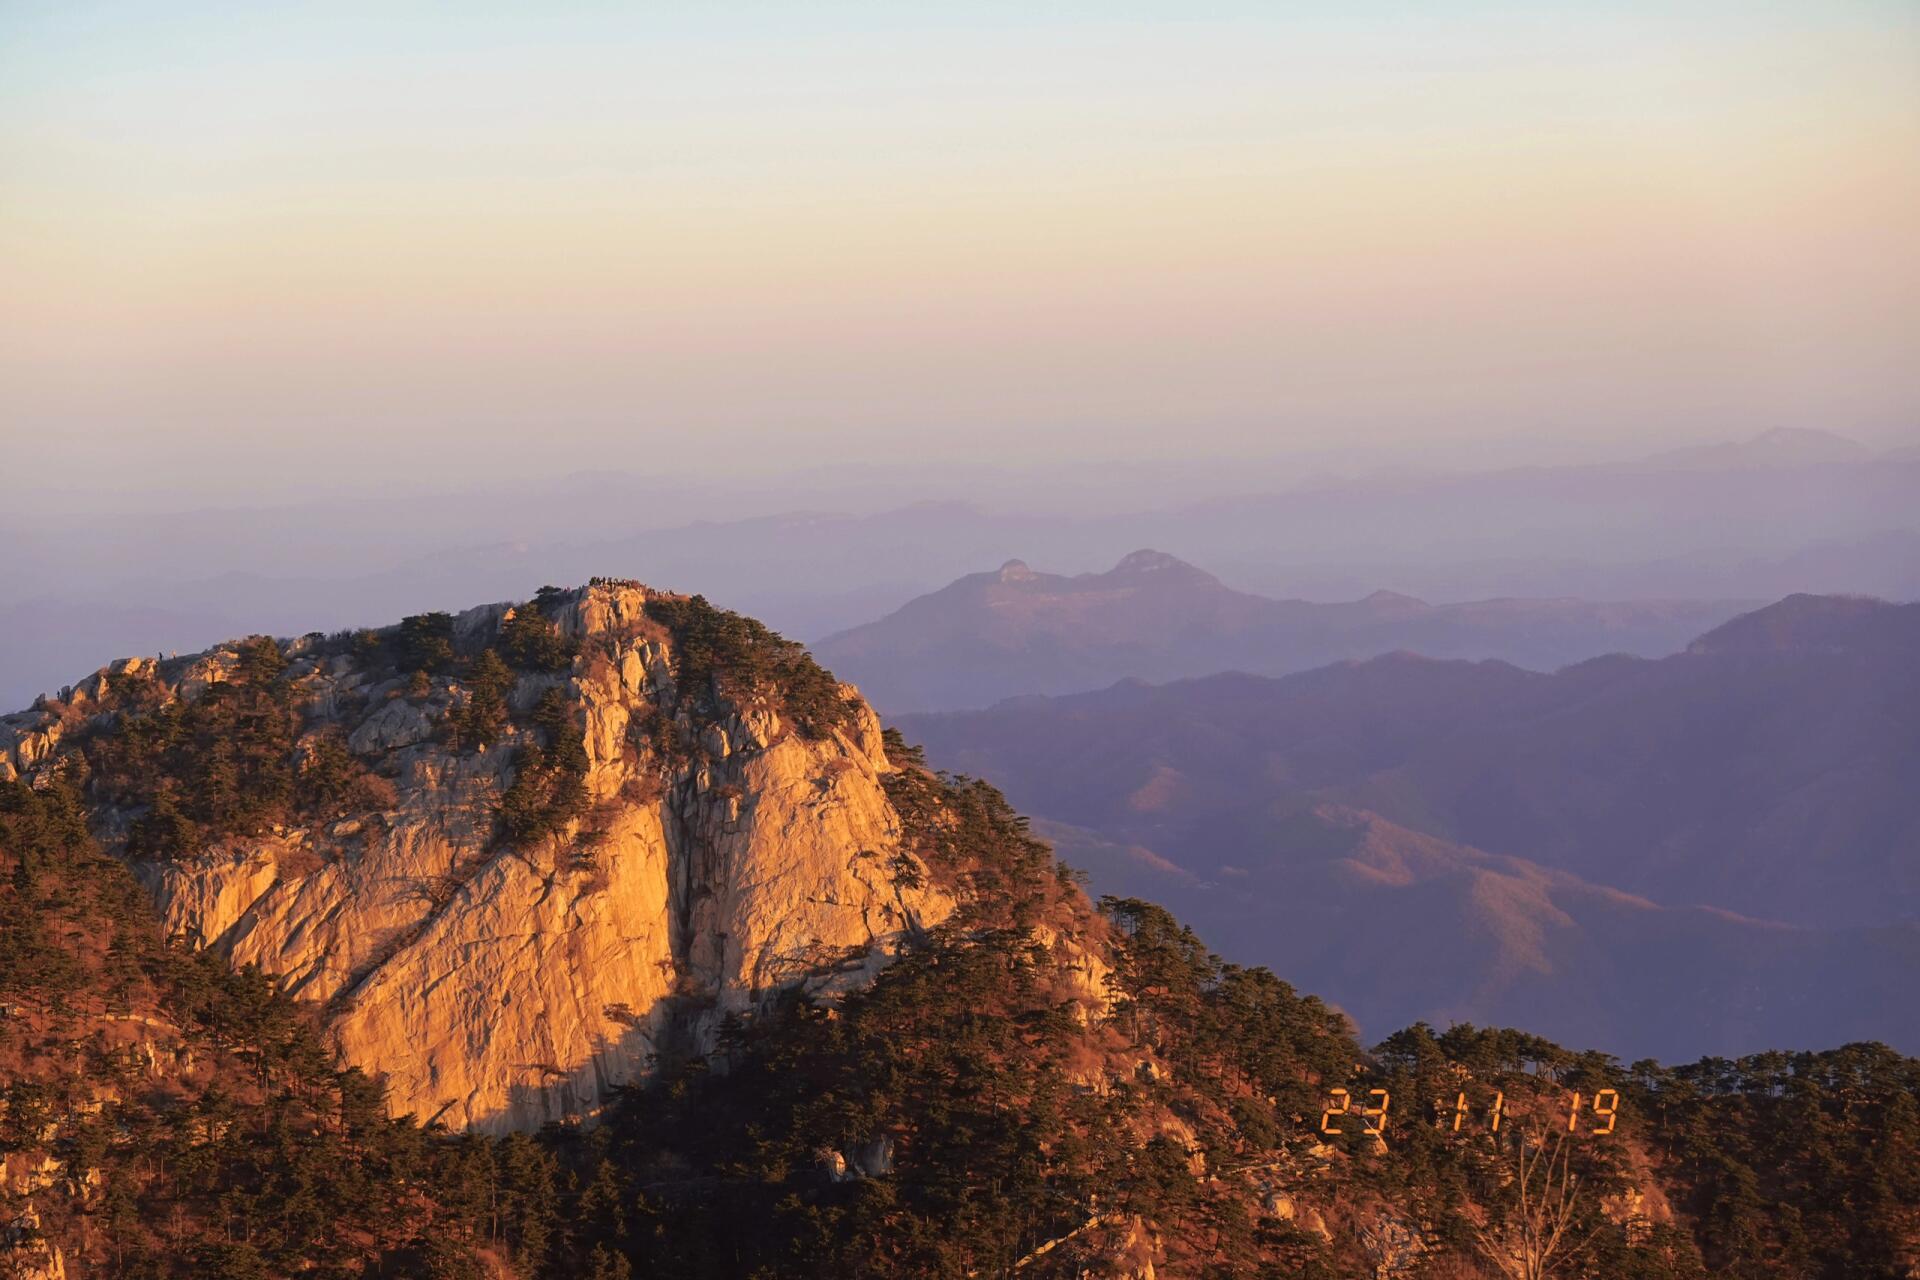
2, 583, 950, 1133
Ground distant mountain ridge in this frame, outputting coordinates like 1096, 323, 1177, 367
1688, 591, 1920, 654
896, 594, 1920, 1058
8, 428, 1916, 712
1639, 427, 1876, 471
818, 549, 1755, 711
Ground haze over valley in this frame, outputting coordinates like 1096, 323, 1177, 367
5, 427, 1915, 714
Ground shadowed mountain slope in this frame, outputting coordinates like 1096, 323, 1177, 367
1042, 806, 1920, 1060
898, 595, 1920, 1057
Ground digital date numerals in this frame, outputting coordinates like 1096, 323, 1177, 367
1321, 1087, 1619, 1137
1575, 1089, 1619, 1135
1319, 1087, 1391, 1136
1451, 1089, 1503, 1132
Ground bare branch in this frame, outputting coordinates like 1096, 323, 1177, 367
1473, 1129, 1593, 1280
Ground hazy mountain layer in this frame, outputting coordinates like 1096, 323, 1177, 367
6, 432, 1915, 713
1042, 806, 1920, 1060
898, 594, 1920, 1056
817, 549, 1751, 711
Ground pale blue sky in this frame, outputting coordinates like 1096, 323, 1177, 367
3, 1, 1916, 497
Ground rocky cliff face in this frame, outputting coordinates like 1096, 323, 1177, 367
0, 582, 950, 1133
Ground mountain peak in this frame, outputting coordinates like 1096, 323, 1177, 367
1, 583, 950, 1134
997, 558, 1037, 582
1109, 549, 1212, 581
1688, 592, 1916, 655
1750, 426, 1865, 452
1358, 588, 1431, 614
1645, 427, 1872, 471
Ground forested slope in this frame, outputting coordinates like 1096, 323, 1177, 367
2, 587, 1916, 1277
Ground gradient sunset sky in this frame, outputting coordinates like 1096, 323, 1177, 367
3, 1, 1917, 497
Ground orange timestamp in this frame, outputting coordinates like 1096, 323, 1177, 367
1319, 1088, 1621, 1138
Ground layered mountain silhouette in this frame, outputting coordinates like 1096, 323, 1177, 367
1639, 426, 1876, 471
817, 549, 1751, 711
10, 429, 1916, 713
897, 594, 1920, 1057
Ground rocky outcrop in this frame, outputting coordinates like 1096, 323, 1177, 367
5, 582, 951, 1133
1, 1204, 65, 1280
